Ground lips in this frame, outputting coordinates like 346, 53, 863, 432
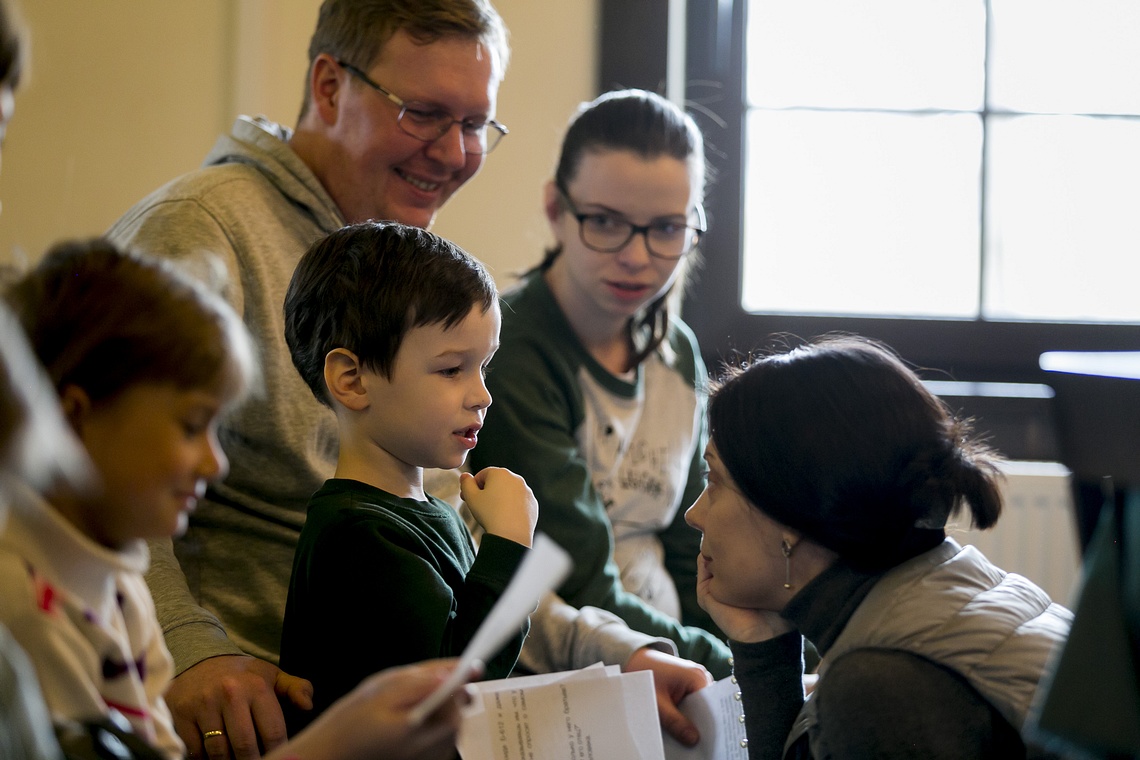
395, 167, 442, 193
454, 424, 481, 450
605, 280, 652, 302
179, 481, 208, 511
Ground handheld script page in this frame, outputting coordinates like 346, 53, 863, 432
458, 664, 664, 760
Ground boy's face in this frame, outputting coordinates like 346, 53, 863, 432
362, 301, 500, 478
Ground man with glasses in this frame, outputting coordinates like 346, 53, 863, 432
108, 3, 508, 758
107, 2, 712, 758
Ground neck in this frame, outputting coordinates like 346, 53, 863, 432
333, 426, 425, 501
542, 266, 633, 376
288, 126, 353, 223
43, 487, 117, 550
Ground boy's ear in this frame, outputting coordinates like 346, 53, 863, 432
324, 348, 370, 412
57, 384, 92, 437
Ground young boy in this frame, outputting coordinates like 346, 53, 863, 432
279, 222, 537, 732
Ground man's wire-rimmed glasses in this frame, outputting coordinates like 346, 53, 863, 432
338, 60, 508, 155
557, 183, 705, 260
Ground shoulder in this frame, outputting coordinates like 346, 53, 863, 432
659, 315, 706, 387
300, 483, 455, 555
814, 648, 1021, 758
111, 163, 282, 234
493, 279, 584, 383
499, 276, 575, 342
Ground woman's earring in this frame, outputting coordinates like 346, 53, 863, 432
781, 539, 794, 590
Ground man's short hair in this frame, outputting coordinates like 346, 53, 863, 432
284, 221, 498, 407
298, 0, 509, 120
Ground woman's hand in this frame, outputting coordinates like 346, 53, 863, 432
696, 554, 795, 643
268, 659, 476, 760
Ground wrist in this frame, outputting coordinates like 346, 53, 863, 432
726, 613, 796, 644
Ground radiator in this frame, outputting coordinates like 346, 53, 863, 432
948, 460, 1081, 606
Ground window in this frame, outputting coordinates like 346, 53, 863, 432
661, 0, 1140, 382
742, 0, 1140, 322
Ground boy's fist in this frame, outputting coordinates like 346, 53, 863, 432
460, 467, 538, 547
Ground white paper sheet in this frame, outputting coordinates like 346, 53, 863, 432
662, 676, 749, 760
409, 532, 572, 724
458, 666, 665, 760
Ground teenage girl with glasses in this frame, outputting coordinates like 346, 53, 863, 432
471, 89, 732, 678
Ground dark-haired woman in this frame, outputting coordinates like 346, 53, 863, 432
471, 89, 731, 676
686, 335, 1072, 759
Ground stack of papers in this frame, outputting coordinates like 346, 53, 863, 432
458, 668, 749, 760
458, 664, 663, 759
404, 529, 750, 759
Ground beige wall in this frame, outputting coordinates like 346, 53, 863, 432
0, 0, 597, 287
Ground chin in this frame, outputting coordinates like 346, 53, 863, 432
391, 203, 438, 230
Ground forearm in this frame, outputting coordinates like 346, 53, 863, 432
554, 544, 729, 676
730, 632, 805, 760
518, 592, 675, 673
451, 535, 529, 679
144, 538, 242, 675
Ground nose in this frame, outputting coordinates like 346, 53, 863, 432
684, 490, 707, 530
424, 121, 474, 172
468, 373, 492, 411
200, 430, 229, 482
614, 229, 653, 269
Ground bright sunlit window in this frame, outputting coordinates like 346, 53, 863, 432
741, 0, 1140, 321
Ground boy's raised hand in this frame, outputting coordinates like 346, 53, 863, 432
459, 467, 538, 547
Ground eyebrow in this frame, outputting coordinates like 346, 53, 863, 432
433, 343, 500, 360
574, 201, 690, 222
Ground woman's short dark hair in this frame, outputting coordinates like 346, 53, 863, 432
709, 334, 1004, 571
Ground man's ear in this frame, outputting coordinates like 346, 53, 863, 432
308, 53, 344, 126
58, 384, 92, 437
324, 348, 370, 411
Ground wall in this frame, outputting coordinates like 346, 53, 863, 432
0, 0, 598, 287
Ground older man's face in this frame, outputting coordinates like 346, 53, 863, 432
322, 30, 499, 229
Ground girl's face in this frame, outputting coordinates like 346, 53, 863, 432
545, 149, 701, 335
67, 382, 227, 549
685, 442, 792, 613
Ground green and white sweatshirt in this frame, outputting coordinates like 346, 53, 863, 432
472, 274, 731, 677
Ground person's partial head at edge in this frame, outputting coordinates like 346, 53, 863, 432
0, 0, 26, 168
292, 0, 510, 230
284, 220, 497, 409
0, 0, 87, 512
708, 334, 1004, 574
540, 88, 708, 369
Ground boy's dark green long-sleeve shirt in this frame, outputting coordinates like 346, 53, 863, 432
279, 478, 528, 732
